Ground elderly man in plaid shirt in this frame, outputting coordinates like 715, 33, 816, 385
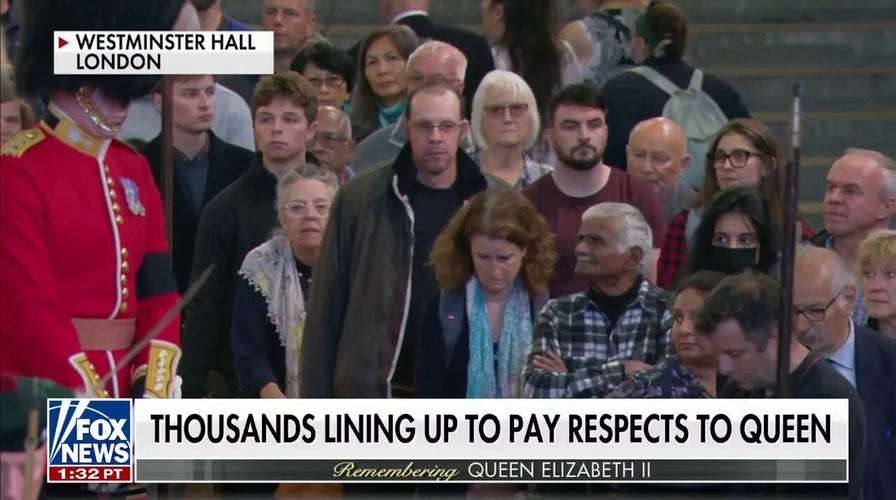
524, 202, 672, 398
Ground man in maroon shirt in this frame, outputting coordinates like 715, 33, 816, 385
524, 84, 666, 297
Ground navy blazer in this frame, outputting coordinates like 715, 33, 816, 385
854, 323, 896, 500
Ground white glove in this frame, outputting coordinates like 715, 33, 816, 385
143, 375, 182, 399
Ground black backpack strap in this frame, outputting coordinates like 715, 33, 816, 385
439, 289, 466, 367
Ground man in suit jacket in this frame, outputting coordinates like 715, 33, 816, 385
794, 246, 896, 499
140, 74, 253, 293
349, 0, 494, 114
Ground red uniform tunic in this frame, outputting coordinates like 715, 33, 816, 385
0, 105, 181, 398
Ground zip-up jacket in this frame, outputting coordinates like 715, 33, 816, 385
301, 144, 492, 397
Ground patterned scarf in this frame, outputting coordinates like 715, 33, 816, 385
238, 235, 306, 398
465, 277, 532, 398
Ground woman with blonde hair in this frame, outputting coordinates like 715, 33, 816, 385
470, 69, 552, 189
415, 186, 557, 399
858, 229, 896, 338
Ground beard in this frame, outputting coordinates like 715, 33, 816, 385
556, 143, 601, 171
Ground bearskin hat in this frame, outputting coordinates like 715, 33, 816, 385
15, 0, 186, 103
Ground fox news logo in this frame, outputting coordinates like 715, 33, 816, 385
47, 399, 133, 482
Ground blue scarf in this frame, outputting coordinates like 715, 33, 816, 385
466, 277, 532, 398
378, 99, 406, 127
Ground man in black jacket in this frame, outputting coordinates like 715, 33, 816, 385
303, 84, 493, 401
349, 0, 494, 114
180, 72, 318, 400
696, 273, 866, 500
141, 74, 253, 294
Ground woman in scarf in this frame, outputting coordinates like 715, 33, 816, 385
415, 186, 557, 399
606, 270, 725, 398
231, 165, 338, 400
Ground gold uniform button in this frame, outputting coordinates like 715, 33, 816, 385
121, 261, 129, 273
106, 177, 114, 187
112, 202, 120, 213
109, 189, 117, 199
122, 287, 129, 298
119, 302, 128, 314
120, 274, 127, 285
115, 215, 123, 225
121, 248, 128, 259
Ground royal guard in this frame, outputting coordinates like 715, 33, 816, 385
0, 0, 193, 400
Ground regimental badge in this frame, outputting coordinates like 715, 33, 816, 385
119, 178, 146, 216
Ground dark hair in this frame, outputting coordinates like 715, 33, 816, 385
405, 83, 465, 122
681, 188, 779, 281
546, 83, 606, 126
251, 71, 318, 123
697, 118, 784, 225
640, 0, 688, 60
350, 25, 421, 140
694, 272, 781, 352
674, 270, 726, 298
290, 42, 356, 93
490, 0, 564, 121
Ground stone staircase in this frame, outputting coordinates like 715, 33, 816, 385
223, 0, 896, 228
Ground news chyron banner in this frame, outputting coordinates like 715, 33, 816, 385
52, 31, 273, 75
47, 399, 848, 485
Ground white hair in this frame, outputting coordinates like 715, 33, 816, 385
406, 40, 468, 80
582, 203, 653, 265
795, 244, 856, 296
275, 164, 339, 210
843, 147, 896, 200
470, 70, 540, 151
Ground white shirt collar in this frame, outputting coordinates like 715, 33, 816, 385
391, 10, 428, 24
828, 320, 856, 370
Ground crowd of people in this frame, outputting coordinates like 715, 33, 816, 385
0, 0, 894, 499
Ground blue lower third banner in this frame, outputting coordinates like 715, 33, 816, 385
135, 459, 847, 483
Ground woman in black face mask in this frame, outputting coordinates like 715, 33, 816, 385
678, 187, 779, 279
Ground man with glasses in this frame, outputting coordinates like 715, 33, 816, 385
351, 40, 469, 172
695, 272, 866, 500
793, 245, 896, 500
303, 83, 494, 404
308, 106, 355, 184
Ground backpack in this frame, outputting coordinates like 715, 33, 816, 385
628, 66, 729, 189
581, 11, 636, 88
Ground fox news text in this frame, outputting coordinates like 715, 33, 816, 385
38, 398, 852, 484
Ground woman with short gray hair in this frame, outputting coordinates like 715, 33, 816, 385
231, 165, 339, 400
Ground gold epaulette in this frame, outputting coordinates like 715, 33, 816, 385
1, 128, 46, 157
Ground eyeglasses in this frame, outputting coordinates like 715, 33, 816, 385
314, 132, 350, 148
306, 75, 345, 89
710, 149, 761, 169
483, 103, 528, 120
407, 73, 463, 87
409, 120, 465, 136
283, 201, 330, 218
792, 291, 841, 322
